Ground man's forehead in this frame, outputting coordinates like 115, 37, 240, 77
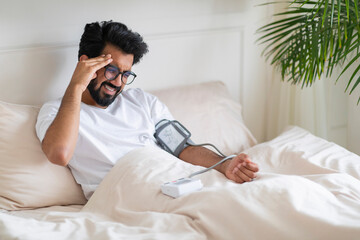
102, 44, 134, 70
102, 43, 132, 57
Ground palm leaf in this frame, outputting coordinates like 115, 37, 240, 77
257, 0, 360, 104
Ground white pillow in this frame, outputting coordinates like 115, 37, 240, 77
0, 101, 87, 210
151, 81, 257, 155
0, 81, 255, 210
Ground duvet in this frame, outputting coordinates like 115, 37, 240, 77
1, 126, 360, 240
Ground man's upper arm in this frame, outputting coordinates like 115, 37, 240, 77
36, 101, 60, 142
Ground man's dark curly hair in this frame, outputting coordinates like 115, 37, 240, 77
78, 21, 148, 65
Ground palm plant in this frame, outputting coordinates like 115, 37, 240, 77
257, 0, 360, 104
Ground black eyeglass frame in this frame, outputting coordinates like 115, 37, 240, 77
104, 65, 137, 85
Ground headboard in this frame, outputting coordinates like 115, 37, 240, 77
0, 28, 244, 106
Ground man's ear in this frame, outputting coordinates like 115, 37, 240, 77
79, 55, 89, 61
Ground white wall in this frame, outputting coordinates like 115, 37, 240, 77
326, 61, 360, 155
348, 87, 360, 155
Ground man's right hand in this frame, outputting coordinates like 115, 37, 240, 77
70, 54, 113, 92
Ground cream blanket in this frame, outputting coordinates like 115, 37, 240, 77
1, 126, 360, 239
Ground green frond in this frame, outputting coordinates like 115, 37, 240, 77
257, 0, 360, 102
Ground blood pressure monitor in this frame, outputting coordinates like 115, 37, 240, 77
154, 119, 192, 157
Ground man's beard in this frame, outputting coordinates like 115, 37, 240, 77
87, 79, 123, 107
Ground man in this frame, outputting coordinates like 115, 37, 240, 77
36, 21, 259, 199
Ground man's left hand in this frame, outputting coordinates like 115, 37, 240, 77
221, 153, 259, 183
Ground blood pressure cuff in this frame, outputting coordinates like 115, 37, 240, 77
154, 119, 194, 157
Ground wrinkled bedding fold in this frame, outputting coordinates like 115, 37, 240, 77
1, 126, 360, 240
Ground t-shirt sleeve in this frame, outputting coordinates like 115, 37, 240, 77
140, 89, 174, 125
140, 89, 196, 151
35, 99, 61, 142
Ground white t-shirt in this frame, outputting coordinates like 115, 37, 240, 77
36, 88, 173, 199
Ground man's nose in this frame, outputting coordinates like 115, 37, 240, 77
111, 74, 123, 86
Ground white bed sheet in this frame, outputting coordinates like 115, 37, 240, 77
1, 126, 359, 240
1, 205, 82, 219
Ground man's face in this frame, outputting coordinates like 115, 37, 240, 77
87, 44, 134, 108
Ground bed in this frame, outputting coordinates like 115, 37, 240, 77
1, 80, 360, 240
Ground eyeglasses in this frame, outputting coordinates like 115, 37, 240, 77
104, 65, 137, 85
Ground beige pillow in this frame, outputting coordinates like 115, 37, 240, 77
0, 101, 86, 210
151, 81, 257, 155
